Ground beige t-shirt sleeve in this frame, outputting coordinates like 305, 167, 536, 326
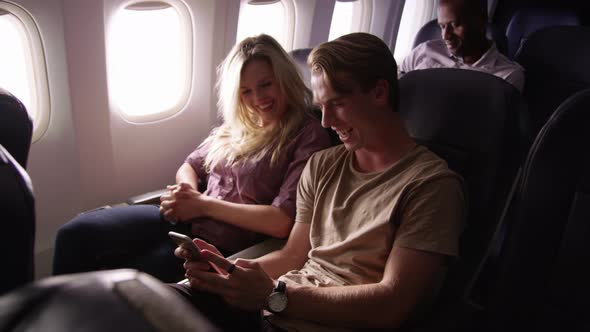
394, 175, 466, 257
295, 155, 316, 225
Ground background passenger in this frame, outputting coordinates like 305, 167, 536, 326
52, 34, 331, 282
399, 0, 525, 91
170, 32, 465, 331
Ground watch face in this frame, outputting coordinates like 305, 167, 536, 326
268, 292, 288, 313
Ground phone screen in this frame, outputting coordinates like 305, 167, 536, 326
168, 232, 201, 259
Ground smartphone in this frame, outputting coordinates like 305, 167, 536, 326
168, 231, 201, 260
169, 231, 227, 275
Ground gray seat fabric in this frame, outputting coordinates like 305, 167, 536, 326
289, 48, 313, 89
397, 68, 531, 331
484, 88, 590, 332
289, 47, 341, 146
516, 26, 590, 134
0, 144, 35, 296
506, 8, 580, 59
0, 88, 33, 168
0, 269, 220, 332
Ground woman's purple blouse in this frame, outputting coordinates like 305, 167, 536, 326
185, 117, 331, 254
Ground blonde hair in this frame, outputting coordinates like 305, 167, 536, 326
202, 34, 312, 171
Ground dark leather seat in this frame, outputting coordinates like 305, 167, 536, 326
484, 88, 590, 332
412, 19, 508, 55
0, 87, 33, 168
505, 8, 580, 59
516, 26, 590, 134
0, 144, 35, 295
0, 269, 220, 332
397, 68, 531, 330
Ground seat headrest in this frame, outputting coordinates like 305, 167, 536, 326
506, 8, 580, 59
516, 26, 590, 131
399, 68, 529, 162
0, 87, 33, 168
289, 48, 313, 88
0, 269, 220, 332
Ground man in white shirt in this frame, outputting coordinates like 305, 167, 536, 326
399, 0, 525, 92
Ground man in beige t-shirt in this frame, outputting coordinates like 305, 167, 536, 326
175, 33, 465, 332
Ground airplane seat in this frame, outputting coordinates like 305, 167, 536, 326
0, 144, 35, 296
505, 8, 580, 60
289, 47, 313, 89
0, 269, 220, 332
483, 88, 590, 332
0, 87, 33, 169
412, 19, 508, 55
289, 47, 341, 146
396, 68, 531, 331
515, 26, 590, 134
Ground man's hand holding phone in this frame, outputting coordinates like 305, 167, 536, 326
169, 232, 226, 275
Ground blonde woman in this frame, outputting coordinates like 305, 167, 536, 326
53, 34, 331, 282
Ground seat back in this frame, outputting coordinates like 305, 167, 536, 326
485, 88, 590, 332
0, 144, 35, 295
516, 26, 590, 134
398, 68, 531, 330
412, 19, 508, 55
0, 87, 33, 168
505, 8, 580, 59
0, 269, 220, 332
289, 47, 342, 146
289, 47, 313, 89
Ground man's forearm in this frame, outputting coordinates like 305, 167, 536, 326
277, 247, 447, 329
253, 222, 311, 279
281, 282, 410, 329
255, 249, 305, 279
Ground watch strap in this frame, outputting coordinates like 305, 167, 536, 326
275, 280, 286, 293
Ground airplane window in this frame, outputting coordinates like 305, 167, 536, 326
393, 0, 436, 63
329, 1, 354, 40
329, 0, 372, 41
236, 0, 293, 50
106, 1, 192, 122
0, 5, 50, 142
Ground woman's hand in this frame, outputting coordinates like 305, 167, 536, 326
160, 182, 210, 222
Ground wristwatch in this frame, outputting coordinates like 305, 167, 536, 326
265, 280, 288, 314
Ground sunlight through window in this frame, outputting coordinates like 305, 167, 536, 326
0, 14, 32, 116
107, 2, 191, 121
236, 1, 286, 48
328, 1, 354, 41
394, 0, 435, 63
0, 4, 50, 142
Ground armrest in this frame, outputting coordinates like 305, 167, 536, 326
126, 188, 168, 205
227, 238, 285, 260
126, 178, 208, 206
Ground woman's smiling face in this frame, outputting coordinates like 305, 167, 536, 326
239, 59, 288, 127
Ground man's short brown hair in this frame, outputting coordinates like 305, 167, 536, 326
308, 33, 399, 111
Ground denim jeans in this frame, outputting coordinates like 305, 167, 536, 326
52, 204, 191, 282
